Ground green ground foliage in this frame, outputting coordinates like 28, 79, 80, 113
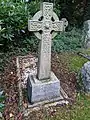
52, 28, 83, 52
69, 54, 88, 72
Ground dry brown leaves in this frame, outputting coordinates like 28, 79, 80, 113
2, 57, 22, 120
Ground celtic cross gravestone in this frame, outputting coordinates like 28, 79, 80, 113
27, 2, 68, 104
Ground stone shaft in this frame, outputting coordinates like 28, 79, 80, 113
37, 31, 51, 80
37, 3, 53, 79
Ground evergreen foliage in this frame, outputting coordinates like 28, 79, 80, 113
52, 28, 83, 52
0, 0, 86, 53
0, 0, 40, 52
84, 0, 90, 21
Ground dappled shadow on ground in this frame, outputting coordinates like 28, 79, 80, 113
1, 52, 77, 119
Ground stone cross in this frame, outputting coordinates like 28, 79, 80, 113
28, 2, 68, 80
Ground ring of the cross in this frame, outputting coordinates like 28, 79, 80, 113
32, 11, 60, 40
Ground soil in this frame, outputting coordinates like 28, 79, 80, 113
51, 53, 77, 101
0, 52, 77, 120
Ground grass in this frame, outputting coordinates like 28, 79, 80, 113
69, 54, 88, 72
51, 51, 90, 120
48, 50, 90, 120
29, 93, 90, 120
27, 49, 90, 120
53, 93, 90, 120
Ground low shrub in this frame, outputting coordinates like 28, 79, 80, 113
52, 28, 84, 52
0, 0, 40, 52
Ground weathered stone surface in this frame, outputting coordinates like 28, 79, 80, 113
81, 61, 90, 92
28, 2, 68, 80
84, 20, 90, 48
27, 2, 68, 105
28, 21, 42, 31
27, 72, 61, 103
37, 31, 51, 80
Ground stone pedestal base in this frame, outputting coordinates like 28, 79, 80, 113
27, 72, 61, 104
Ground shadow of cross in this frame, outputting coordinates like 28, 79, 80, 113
28, 2, 68, 80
